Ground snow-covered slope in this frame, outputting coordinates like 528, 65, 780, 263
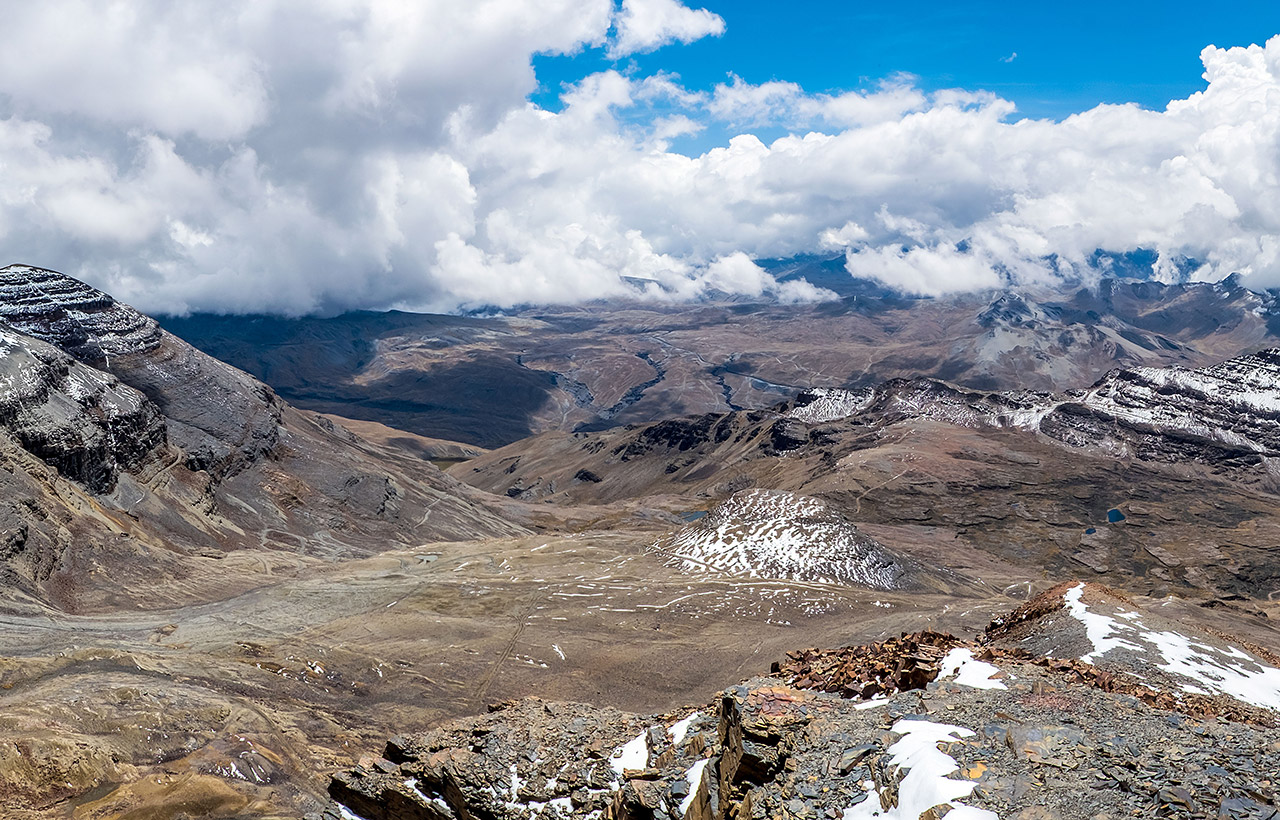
655, 489, 914, 589
782, 348, 1280, 472
0, 264, 162, 361
1050, 350, 1280, 456
990, 582, 1280, 714
787, 388, 874, 424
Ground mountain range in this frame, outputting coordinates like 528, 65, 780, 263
159, 270, 1280, 448
0, 263, 1277, 820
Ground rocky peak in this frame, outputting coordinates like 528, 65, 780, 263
326, 585, 1280, 820
976, 291, 1043, 329
0, 265, 162, 362
0, 264, 283, 480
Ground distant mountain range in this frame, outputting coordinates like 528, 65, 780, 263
161, 269, 1280, 449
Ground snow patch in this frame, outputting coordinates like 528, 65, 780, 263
680, 758, 709, 816
1062, 583, 1280, 711
787, 388, 873, 423
938, 648, 1007, 690
853, 695, 890, 710
1062, 584, 1144, 663
841, 718, 996, 820
658, 490, 907, 589
668, 711, 700, 745
610, 730, 649, 775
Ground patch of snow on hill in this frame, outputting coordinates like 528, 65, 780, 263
938, 648, 1007, 690
0, 328, 22, 359
842, 718, 996, 820
610, 731, 649, 775
788, 388, 873, 423
657, 489, 908, 589
1062, 583, 1280, 711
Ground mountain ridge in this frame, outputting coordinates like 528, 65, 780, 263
0, 264, 529, 613
159, 275, 1280, 448
326, 581, 1280, 820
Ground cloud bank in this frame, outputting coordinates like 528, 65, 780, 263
1, 1, 1279, 315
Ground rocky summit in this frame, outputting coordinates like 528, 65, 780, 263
0, 265, 162, 362
326, 583, 1280, 820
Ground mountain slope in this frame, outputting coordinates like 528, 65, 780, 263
0, 265, 527, 612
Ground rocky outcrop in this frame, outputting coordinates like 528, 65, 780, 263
0, 325, 166, 493
325, 584, 1280, 820
0, 264, 281, 479
0, 264, 162, 361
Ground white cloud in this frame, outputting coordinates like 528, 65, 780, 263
609, 0, 725, 58
0, 3, 267, 140
820, 222, 869, 250
710, 74, 927, 129
677, 252, 835, 302
2, 5, 1280, 314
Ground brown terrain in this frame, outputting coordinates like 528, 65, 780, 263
0, 264, 1278, 819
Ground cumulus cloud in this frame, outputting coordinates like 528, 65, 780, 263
1, 3, 1280, 314
609, 0, 725, 58
0, 2, 269, 140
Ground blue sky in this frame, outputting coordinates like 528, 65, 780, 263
536, 2, 1280, 127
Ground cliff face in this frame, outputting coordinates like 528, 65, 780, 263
0, 264, 162, 362
0, 264, 281, 479
0, 325, 166, 493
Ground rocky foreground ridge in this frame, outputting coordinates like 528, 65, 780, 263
326, 583, 1280, 820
